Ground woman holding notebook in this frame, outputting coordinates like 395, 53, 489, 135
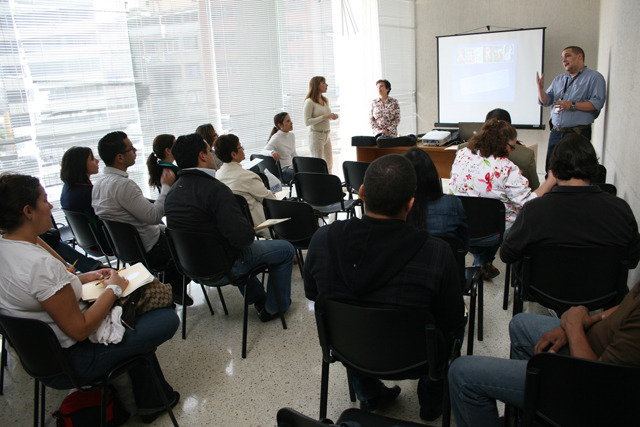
0, 173, 180, 423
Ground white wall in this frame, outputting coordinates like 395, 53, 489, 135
415, 0, 601, 176
597, 0, 640, 284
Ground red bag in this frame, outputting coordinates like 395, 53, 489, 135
52, 387, 130, 427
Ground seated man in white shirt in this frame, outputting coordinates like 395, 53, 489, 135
216, 134, 276, 239
92, 131, 192, 306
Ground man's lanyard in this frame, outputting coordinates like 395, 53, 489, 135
560, 70, 583, 101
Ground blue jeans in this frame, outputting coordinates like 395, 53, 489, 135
281, 167, 295, 184
231, 240, 294, 313
545, 126, 592, 171
55, 240, 102, 272
46, 308, 180, 414
449, 313, 568, 427
469, 234, 501, 266
350, 324, 466, 410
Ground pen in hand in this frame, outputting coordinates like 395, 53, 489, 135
95, 267, 126, 286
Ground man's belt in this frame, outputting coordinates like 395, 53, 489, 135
552, 124, 591, 133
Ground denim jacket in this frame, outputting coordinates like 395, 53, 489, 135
426, 194, 470, 251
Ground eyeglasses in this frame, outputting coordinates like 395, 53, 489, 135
120, 146, 137, 154
507, 142, 516, 151
236, 146, 244, 151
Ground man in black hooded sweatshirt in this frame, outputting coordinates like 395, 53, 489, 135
304, 154, 466, 421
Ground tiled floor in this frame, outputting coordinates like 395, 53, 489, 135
0, 253, 548, 427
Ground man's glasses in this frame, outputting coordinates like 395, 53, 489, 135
120, 146, 137, 154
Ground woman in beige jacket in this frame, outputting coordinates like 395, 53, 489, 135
303, 76, 338, 172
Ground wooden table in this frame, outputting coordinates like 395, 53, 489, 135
356, 145, 458, 178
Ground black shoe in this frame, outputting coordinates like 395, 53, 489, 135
253, 296, 267, 313
420, 403, 443, 421
359, 384, 401, 412
257, 307, 281, 323
141, 391, 180, 424
172, 292, 193, 306
481, 263, 500, 280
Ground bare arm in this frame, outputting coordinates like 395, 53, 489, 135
39, 272, 129, 342
532, 171, 557, 198
536, 72, 548, 105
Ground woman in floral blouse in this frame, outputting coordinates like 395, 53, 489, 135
370, 79, 401, 136
449, 119, 556, 279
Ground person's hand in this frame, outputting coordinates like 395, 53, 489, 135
78, 271, 105, 284
553, 100, 572, 111
160, 168, 176, 187
271, 151, 281, 162
561, 306, 591, 331
322, 113, 333, 120
534, 326, 567, 354
545, 169, 558, 185
331, 113, 339, 120
536, 72, 545, 90
105, 271, 130, 294
382, 129, 389, 135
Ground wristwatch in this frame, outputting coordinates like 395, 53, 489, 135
570, 102, 577, 111
106, 284, 123, 298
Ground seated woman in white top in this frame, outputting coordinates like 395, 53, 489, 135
216, 134, 276, 238
262, 112, 297, 184
303, 76, 338, 173
448, 119, 556, 279
0, 173, 180, 423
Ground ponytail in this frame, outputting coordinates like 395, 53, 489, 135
147, 152, 162, 191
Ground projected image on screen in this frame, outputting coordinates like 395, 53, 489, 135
452, 40, 517, 103
436, 28, 545, 127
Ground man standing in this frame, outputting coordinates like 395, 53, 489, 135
92, 131, 190, 305
304, 154, 465, 421
537, 46, 606, 171
165, 133, 294, 321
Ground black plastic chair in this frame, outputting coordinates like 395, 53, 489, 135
294, 172, 362, 220
0, 313, 178, 427
50, 215, 76, 248
522, 353, 640, 427
0, 323, 6, 396
62, 209, 115, 268
263, 198, 319, 278
342, 160, 369, 200
165, 228, 286, 357
512, 245, 629, 316
596, 183, 617, 196
314, 300, 460, 425
101, 219, 168, 282
234, 194, 255, 227
435, 235, 483, 355
293, 156, 329, 174
276, 407, 427, 427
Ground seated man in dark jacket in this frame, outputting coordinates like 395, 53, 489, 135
501, 134, 640, 269
304, 154, 466, 421
165, 133, 294, 321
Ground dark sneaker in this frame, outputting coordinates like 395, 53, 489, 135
141, 391, 180, 424
481, 263, 500, 280
420, 403, 443, 421
257, 307, 281, 323
172, 292, 193, 306
359, 384, 401, 412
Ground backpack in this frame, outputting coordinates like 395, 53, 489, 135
52, 387, 130, 427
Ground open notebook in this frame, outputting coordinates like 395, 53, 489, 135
82, 263, 154, 301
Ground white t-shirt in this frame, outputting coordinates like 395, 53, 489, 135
261, 131, 297, 169
0, 236, 87, 348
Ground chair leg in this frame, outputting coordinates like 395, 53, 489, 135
442, 373, 452, 427
296, 248, 305, 279
503, 263, 511, 310
242, 284, 249, 359
346, 369, 356, 402
199, 285, 215, 315
144, 357, 180, 427
101, 384, 108, 427
478, 276, 484, 341
269, 274, 287, 330
217, 288, 229, 315
319, 360, 330, 420
1, 334, 6, 395
40, 382, 45, 427
181, 276, 188, 340
33, 378, 39, 427
467, 285, 476, 356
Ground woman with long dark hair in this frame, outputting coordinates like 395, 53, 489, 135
261, 112, 297, 183
303, 76, 338, 172
195, 123, 223, 169
146, 134, 178, 193
0, 173, 180, 423
449, 119, 556, 278
404, 147, 468, 249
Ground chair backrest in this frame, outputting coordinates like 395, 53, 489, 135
263, 199, 318, 244
342, 161, 370, 195
294, 173, 344, 207
62, 209, 100, 250
314, 300, 445, 380
276, 407, 326, 427
234, 194, 254, 226
456, 196, 505, 243
523, 353, 640, 427
522, 245, 629, 312
250, 154, 283, 182
433, 235, 466, 290
101, 219, 147, 266
596, 183, 617, 196
593, 164, 607, 184
0, 314, 73, 384
165, 228, 230, 282
292, 156, 329, 174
